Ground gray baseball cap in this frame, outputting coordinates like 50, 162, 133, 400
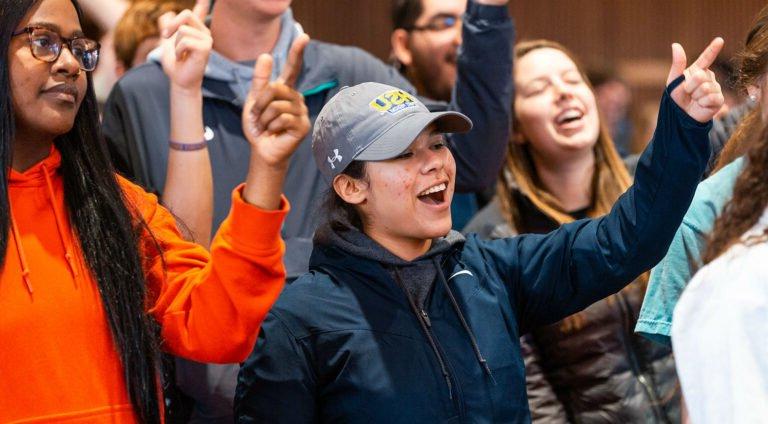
312, 82, 473, 182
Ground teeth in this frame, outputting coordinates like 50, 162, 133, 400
418, 183, 446, 197
557, 109, 582, 123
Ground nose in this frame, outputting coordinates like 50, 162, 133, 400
452, 20, 463, 46
420, 147, 445, 175
51, 45, 81, 78
552, 79, 574, 101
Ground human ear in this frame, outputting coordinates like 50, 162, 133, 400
333, 174, 368, 205
747, 83, 761, 103
391, 29, 413, 67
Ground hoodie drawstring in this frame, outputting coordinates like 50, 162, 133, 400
433, 258, 497, 386
9, 209, 33, 293
393, 267, 454, 400
42, 163, 79, 282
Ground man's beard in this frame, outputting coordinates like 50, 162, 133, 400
407, 51, 457, 102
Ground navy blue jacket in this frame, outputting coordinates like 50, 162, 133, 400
235, 80, 710, 423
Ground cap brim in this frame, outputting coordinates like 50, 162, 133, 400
356, 111, 473, 161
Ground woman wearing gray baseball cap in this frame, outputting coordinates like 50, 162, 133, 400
236, 38, 724, 423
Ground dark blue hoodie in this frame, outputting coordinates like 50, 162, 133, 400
235, 78, 710, 423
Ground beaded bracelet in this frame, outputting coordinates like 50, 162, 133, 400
169, 139, 208, 151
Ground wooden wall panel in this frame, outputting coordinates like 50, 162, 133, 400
292, 0, 766, 144
292, 0, 766, 66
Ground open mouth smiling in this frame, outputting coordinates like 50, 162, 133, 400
555, 108, 584, 125
417, 182, 447, 205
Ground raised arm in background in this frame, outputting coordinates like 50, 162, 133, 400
159, 0, 310, 246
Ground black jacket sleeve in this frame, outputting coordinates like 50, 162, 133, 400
235, 313, 318, 423
446, 0, 514, 193
479, 77, 711, 330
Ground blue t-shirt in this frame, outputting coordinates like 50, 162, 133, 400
635, 157, 745, 346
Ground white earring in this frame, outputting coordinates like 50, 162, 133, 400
750, 94, 758, 102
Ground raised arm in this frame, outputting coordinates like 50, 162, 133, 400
447, 0, 514, 192
158, 0, 214, 246
482, 39, 724, 329
137, 33, 310, 363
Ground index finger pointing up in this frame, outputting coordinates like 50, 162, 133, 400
692, 37, 725, 70
192, 0, 211, 21
278, 33, 310, 88
250, 53, 274, 95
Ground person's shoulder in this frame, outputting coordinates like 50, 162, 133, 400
115, 173, 160, 219
304, 40, 400, 83
678, 237, 768, 321
460, 231, 518, 264
462, 197, 516, 239
702, 156, 745, 191
306, 39, 381, 63
684, 156, 745, 230
267, 269, 348, 335
112, 61, 169, 95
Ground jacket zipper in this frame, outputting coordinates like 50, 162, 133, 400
419, 308, 466, 420
390, 265, 466, 420
616, 292, 669, 423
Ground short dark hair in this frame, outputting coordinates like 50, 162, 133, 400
391, 0, 423, 30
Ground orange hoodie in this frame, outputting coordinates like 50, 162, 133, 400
0, 148, 288, 423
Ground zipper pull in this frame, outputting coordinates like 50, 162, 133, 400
420, 309, 432, 327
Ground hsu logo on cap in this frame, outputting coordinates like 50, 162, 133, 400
369, 90, 417, 115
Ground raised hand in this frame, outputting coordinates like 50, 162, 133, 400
158, 0, 212, 92
666, 37, 725, 123
242, 34, 311, 168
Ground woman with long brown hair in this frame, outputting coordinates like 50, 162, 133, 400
465, 39, 681, 422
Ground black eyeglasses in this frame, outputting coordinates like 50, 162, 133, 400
12, 26, 100, 72
407, 14, 461, 32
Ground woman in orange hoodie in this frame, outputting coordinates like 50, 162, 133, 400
0, 0, 310, 422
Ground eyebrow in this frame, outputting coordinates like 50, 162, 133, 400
520, 76, 548, 91
429, 132, 447, 141
424, 12, 459, 22
26, 21, 85, 38
520, 69, 581, 90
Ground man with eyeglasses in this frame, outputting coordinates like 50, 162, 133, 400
101, 0, 512, 421
391, 0, 500, 229
391, 0, 466, 104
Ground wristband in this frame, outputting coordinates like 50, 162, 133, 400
169, 139, 208, 151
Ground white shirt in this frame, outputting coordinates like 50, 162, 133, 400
672, 209, 768, 424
